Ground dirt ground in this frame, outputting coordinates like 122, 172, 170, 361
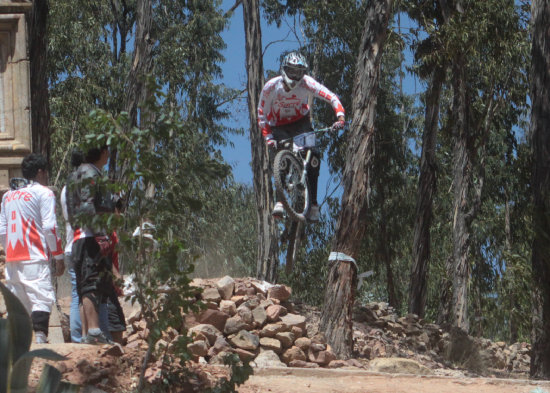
21, 284, 549, 393
238, 369, 550, 393
29, 343, 550, 393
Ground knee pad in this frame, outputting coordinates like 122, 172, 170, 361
31, 311, 50, 335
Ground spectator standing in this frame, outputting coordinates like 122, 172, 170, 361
0, 153, 64, 343
60, 149, 84, 342
67, 144, 114, 344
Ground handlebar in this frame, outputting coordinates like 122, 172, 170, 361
278, 124, 345, 146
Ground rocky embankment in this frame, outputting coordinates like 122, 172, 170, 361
163, 276, 531, 377
184, 277, 353, 369
1, 273, 533, 390
351, 301, 530, 377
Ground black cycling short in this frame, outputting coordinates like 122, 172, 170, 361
106, 288, 126, 332
72, 236, 112, 308
271, 116, 313, 141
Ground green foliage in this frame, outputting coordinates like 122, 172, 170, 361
48, 0, 239, 184
279, 216, 332, 306
45, 0, 538, 368
35, 364, 80, 393
423, 0, 531, 337
192, 182, 258, 278
48, 0, 134, 185
48, 0, 257, 279
80, 79, 253, 389
0, 282, 79, 393
260, 0, 533, 344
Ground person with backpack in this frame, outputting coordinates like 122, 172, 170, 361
60, 149, 84, 342
0, 153, 64, 343
258, 51, 346, 222
62, 148, 126, 344
67, 144, 115, 344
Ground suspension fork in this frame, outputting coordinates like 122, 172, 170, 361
301, 150, 312, 186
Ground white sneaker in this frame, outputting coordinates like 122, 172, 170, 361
272, 202, 284, 219
307, 205, 320, 222
35, 331, 48, 344
82, 331, 111, 345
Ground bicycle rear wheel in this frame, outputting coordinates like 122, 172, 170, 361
273, 150, 309, 222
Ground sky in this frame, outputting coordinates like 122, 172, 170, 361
217, 1, 421, 207
218, 1, 299, 186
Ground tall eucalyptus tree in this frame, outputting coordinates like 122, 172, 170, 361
406, 0, 447, 318
320, 0, 393, 359
428, 0, 529, 332
47, 1, 252, 275
242, 0, 279, 282
529, 0, 550, 379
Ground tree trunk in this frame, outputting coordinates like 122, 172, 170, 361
124, 0, 153, 126
529, 0, 550, 379
320, 0, 393, 359
29, 0, 50, 160
450, 56, 471, 332
473, 284, 483, 337
378, 187, 398, 308
408, 67, 444, 317
117, 0, 153, 184
242, 0, 278, 282
380, 212, 398, 309
436, 255, 453, 327
505, 196, 518, 343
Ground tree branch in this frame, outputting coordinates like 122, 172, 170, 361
224, 0, 242, 18
214, 88, 247, 109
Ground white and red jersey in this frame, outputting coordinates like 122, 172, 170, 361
257, 75, 345, 138
60, 186, 75, 255
0, 182, 63, 263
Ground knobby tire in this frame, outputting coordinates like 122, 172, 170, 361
273, 150, 309, 222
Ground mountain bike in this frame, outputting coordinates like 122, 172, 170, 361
273, 126, 333, 222
272, 126, 338, 273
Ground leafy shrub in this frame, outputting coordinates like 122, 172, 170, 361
0, 281, 79, 393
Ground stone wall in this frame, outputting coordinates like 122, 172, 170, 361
0, 1, 32, 192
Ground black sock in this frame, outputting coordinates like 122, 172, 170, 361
31, 311, 50, 336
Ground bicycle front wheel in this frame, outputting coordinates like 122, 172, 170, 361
273, 150, 309, 222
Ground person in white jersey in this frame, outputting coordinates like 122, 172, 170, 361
257, 51, 346, 222
0, 153, 64, 343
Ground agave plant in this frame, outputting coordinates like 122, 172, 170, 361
0, 281, 79, 393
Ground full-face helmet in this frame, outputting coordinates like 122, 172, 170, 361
281, 51, 308, 89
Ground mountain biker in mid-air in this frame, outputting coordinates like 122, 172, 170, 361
258, 51, 346, 222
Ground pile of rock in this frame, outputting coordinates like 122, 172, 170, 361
115, 276, 532, 376
352, 301, 530, 376
185, 276, 359, 369
353, 302, 447, 367
478, 339, 530, 374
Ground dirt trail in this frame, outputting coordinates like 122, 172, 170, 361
238, 368, 550, 393
30, 343, 550, 393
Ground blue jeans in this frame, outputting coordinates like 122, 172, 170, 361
69, 267, 82, 343
69, 266, 111, 342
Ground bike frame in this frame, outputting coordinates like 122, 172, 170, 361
280, 127, 333, 188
